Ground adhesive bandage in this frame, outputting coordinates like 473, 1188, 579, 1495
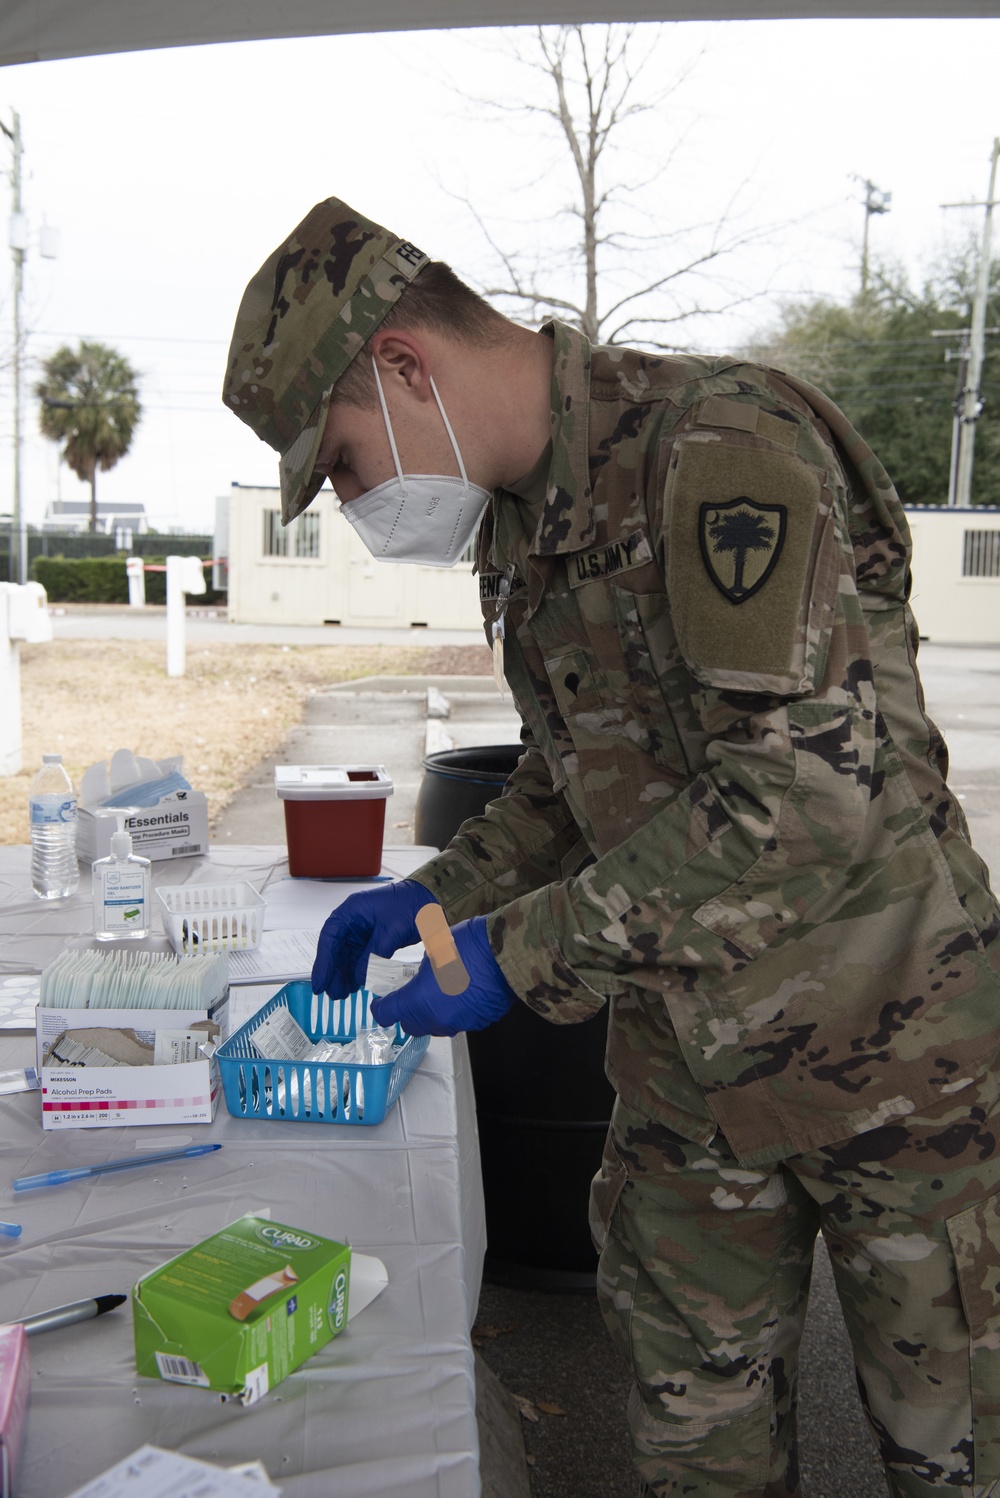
414, 904, 470, 996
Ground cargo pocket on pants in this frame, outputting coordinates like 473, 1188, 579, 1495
589, 1129, 628, 1254
947, 1187, 1000, 1482
591, 1130, 636, 1381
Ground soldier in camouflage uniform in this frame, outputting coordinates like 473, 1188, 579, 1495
224, 197, 1000, 1497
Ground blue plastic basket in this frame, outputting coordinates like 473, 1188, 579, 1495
216, 982, 429, 1126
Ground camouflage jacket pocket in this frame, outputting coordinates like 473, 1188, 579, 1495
692, 697, 870, 961
611, 584, 697, 778
665, 433, 840, 698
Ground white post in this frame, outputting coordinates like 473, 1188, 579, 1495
0, 581, 52, 777
0, 586, 22, 775
166, 555, 185, 678
126, 556, 146, 607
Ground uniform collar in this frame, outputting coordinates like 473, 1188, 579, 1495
532, 321, 596, 556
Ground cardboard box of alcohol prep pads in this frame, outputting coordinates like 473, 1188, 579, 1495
36, 1004, 221, 1130
133, 1215, 353, 1405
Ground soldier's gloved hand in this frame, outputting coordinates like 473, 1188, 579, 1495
311, 879, 436, 998
371, 916, 519, 1037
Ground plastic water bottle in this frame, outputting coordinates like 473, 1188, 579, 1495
29, 753, 79, 900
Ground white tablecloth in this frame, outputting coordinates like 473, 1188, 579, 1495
0, 846, 486, 1498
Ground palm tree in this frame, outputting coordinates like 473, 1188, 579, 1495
707, 508, 776, 598
36, 341, 141, 533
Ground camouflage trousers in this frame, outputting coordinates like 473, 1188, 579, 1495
591, 1079, 1000, 1497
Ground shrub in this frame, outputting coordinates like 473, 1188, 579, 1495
33, 555, 225, 605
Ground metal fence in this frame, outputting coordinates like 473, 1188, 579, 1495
0, 530, 214, 583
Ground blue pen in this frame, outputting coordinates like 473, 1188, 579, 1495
13, 1143, 222, 1192
0, 1222, 21, 1238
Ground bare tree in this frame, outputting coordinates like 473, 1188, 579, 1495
450, 24, 776, 349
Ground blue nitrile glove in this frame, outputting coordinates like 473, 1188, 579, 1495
311, 880, 436, 998
371, 916, 519, 1037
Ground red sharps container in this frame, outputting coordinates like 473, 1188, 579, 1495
274, 765, 394, 878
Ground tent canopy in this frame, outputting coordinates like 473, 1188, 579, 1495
2, 0, 998, 68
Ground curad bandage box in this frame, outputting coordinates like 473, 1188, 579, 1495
133, 1215, 353, 1405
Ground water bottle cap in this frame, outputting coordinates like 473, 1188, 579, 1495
42, 753, 62, 764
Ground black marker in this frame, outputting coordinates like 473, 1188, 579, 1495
11, 1293, 127, 1336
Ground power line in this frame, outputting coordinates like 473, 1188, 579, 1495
35, 329, 228, 348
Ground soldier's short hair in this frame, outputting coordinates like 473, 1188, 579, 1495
333, 260, 511, 410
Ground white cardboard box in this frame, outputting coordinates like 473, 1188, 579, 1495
76, 791, 209, 864
35, 1006, 220, 1130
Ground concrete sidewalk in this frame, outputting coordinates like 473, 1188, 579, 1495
213, 675, 523, 846
208, 646, 1000, 1498
48, 602, 485, 649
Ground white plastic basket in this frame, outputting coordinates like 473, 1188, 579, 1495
156, 881, 265, 955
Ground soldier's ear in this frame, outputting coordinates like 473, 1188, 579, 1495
372, 331, 433, 403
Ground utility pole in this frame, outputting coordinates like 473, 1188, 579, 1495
0, 110, 24, 584
943, 137, 1000, 509
852, 175, 892, 296
943, 331, 970, 509
932, 321, 1000, 506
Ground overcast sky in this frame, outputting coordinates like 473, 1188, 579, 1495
2, 17, 999, 535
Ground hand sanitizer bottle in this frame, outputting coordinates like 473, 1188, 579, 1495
92, 815, 151, 941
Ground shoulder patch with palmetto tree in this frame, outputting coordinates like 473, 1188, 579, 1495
698, 497, 787, 604
666, 436, 829, 691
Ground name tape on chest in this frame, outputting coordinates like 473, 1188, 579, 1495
567, 529, 653, 589
479, 569, 527, 604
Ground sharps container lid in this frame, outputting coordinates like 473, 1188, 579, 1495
274, 765, 394, 801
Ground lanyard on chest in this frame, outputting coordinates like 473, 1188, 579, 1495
490, 562, 517, 699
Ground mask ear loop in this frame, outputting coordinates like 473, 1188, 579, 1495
427, 375, 472, 495
370, 356, 472, 497
371, 356, 409, 496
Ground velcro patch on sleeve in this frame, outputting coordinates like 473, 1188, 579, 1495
667, 439, 821, 688
756, 410, 799, 450
694, 395, 760, 434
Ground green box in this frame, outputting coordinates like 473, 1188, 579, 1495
133, 1215, 351, 1405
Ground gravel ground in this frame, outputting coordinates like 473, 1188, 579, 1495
3, 636, 490, 846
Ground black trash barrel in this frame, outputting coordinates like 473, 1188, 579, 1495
413, 745, 528, 847
414, 746, 615, 1291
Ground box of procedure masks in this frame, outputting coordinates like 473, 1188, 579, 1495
133, 1215, 354, 1405
76, 791, 209, 864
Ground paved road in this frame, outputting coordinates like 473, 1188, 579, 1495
906, 642, 1000, 881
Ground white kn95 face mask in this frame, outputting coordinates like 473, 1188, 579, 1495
338, 358, 493, 567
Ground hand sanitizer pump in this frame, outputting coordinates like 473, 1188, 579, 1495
92, 814, 152, 940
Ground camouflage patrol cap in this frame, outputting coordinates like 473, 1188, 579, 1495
223, 197, 430, 524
